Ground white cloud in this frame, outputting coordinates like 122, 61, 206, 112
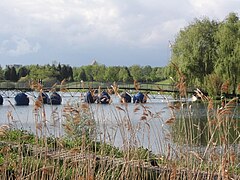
0, 36, 41, 56
188, 0, 239, 20
0, 0, 238, 66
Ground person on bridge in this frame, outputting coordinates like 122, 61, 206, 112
98, 90, 111, 104
84, 90, 98, 103
133, 91, 147, 103
15, 92, 29, 106
120, 92, 132, 103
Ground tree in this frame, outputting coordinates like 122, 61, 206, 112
215, 12, 240, 94
67, 66, 74, 81
142, 65, 152, 82
170, 17, 219, 86
5, 66, 18, 81
91, 65, 106, 82
4, 66, 11, 80
18, 66, 29, 79
83, 66, 94, 81
104, 66, 120, 82
60, 65, 69, 81
0, 66, 4, 80
78, 68, 87, 81
155, 67, 167, 81
118, 66, 132, 82
129, 65, 143, 81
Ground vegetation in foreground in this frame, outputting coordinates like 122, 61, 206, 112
0, 73, 240, 179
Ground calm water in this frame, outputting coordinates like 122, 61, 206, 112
2, 91, 236, 154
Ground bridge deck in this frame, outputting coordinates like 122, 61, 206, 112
0, 82, 195, 98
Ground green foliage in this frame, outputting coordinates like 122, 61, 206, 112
73, 67, 87, 81
62, 103, 96, 141
169, 12, 240, 94
0, 129, 35, 144
104, 66, 120, 82
118, 66, 133, 82
215, 12, 240, 94
0, 153, 3, 165
203, 73, 223, 96
1, 62, 170, 85
170, 17, 218, 86
129, 65, 143, 81
0, 66, 4, 80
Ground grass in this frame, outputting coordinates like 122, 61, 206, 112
0, 78, 239, 179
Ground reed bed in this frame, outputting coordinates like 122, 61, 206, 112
0, 79, 239, 179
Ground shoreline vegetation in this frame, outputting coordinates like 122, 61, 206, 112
0, 77, 240, 179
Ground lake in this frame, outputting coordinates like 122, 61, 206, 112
1, 91, 238, 155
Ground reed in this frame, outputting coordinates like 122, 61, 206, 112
0, 78, 239, 179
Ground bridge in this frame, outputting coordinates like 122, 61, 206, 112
0, 82, 195, 98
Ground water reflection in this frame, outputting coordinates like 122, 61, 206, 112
0, 92, 175, 154
172, 101, 240, 147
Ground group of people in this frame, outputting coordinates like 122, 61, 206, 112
0, 89, 147, 106
14, 91, 62, 106
84, 90, 147, 104
85, 90, 111, 104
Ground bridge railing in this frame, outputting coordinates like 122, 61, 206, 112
0, 81, 196, 94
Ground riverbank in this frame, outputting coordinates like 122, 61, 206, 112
0, 128, 239, 179
0, 95, 239, 179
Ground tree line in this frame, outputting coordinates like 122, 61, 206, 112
168, 12, 240, 96
0, 64, 73, 83
0, 63, 167, 84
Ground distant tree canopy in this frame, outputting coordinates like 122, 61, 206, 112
168, 12, 240, 96
0, 63, 168, 84
73, 65, 167, 83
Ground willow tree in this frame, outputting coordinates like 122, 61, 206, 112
215, 12, 240, 94
170, 18, 219, 86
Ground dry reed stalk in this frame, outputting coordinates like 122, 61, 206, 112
165, 117, 175, 125
60, 79, 68, 92
171, 63, 187, 98
134, 80, 140, 91
111, 82, 123, 101
169, 163, 177, 180
221, 154, 229, 179
221, 80, 230, 94
237, 83, 240, 94
30, 80, 42, 91
0, 125, 9, 137
81, 80, 85, 89
194, 88, 210, 102
50, 82, 58, 92
217, 97, 238, 117
34, 99, 42, 110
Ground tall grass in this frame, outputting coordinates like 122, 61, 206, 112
0, 78, 239, 179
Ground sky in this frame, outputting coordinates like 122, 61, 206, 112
0, 0, 239, 68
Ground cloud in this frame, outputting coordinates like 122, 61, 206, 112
188, 0, 239, 20
0, 36, 41, 56
0, 0, 238, 66
0, 0, 192, 48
